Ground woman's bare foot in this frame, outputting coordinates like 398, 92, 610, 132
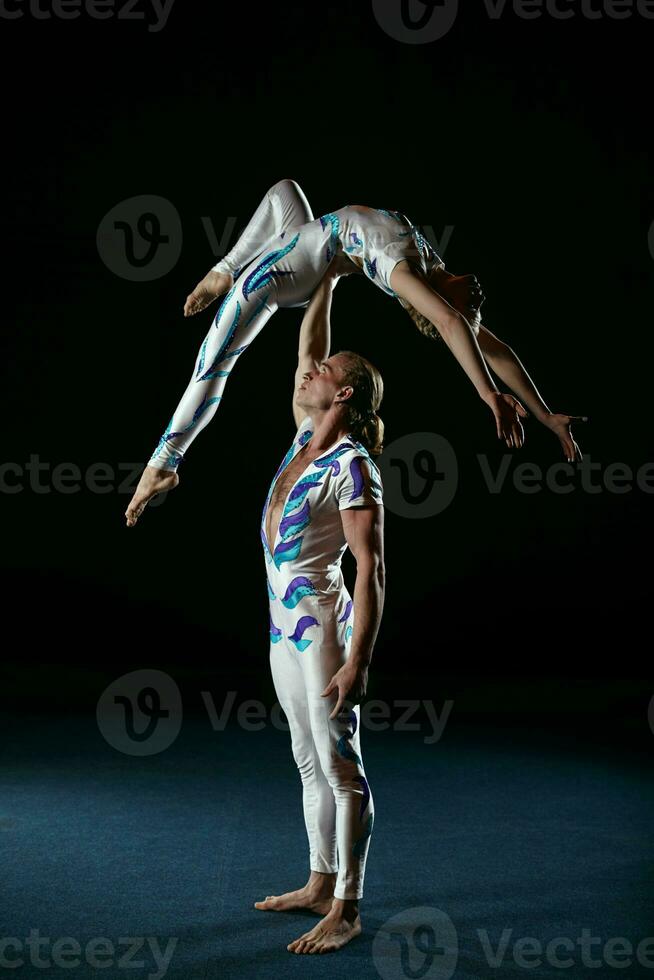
183, 269, 234, 318
287, 898, 362, 954
125, 466, 179, 527
254, 871, 335, 917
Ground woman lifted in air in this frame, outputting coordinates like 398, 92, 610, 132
125, 178, 587, 527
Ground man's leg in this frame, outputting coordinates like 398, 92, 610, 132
254, 637, 337, 915
308, 699, 373, 902
287, 628, 371, 953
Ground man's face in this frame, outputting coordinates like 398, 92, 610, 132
297, 354, 350, 412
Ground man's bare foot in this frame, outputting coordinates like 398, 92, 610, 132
125, 465, 179, 527
287, 898, 362, 954
254, 871, 335, 917
183, 269, 234, 318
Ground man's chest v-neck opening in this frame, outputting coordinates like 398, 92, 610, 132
264, 429, 349, 552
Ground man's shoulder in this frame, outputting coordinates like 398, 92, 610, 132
295, 420, 380, 474
343, 436, 381, 472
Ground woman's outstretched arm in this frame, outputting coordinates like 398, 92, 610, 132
476, 323, 588, 461
389, 260, 528, 450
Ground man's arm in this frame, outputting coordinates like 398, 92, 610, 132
292, 259, 350, 428
292, 275, 334, 427
340, 505, 385, 670
321, 503, 385, 719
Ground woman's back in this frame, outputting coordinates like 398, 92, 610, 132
321, 204, 444, 297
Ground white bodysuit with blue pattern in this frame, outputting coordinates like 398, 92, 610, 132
147, 178, 443, 472
262, 412, 383, 900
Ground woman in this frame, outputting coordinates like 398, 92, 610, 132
125, 179, 587, 527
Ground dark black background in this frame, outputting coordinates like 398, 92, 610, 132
2, 1, 652, 743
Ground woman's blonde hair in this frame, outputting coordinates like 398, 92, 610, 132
398, 266, 482, 342
335, 350, 385, 457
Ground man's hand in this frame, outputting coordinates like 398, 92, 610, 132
325, 250, 364, 282
321, 662, 369, 720
542, 412, 589, 462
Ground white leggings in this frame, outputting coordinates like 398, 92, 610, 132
148, 179, 329, 472
270, 601, 373, 901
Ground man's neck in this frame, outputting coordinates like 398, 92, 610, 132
305, 413, 350, 452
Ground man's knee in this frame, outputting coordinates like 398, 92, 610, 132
289, 734, 315, 777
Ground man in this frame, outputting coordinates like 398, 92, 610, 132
254, 254, 385, 954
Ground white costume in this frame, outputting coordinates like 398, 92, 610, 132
147, 180, 396, 900
262, 413, 383, 900
147, 178, 443, 471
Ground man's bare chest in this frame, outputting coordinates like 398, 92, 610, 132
266, 444, 318, 546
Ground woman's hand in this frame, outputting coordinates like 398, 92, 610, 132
542, 412, 589, 462
485, 391, 529, 449
321, 662, 368, 720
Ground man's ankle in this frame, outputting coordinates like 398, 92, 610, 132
308, 870, 336, 890
331, 897, 360, 919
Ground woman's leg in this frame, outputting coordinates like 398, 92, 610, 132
184, 179, 315, 317
149, 280, 280, 471
212, 178, 314, 278
149, 211, 328, 473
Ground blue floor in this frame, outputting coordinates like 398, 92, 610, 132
0, 710, 652, 979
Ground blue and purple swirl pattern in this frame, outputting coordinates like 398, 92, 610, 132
319, 212, 341, 264
242, 233, 300, 300
288, 614, 320, 652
